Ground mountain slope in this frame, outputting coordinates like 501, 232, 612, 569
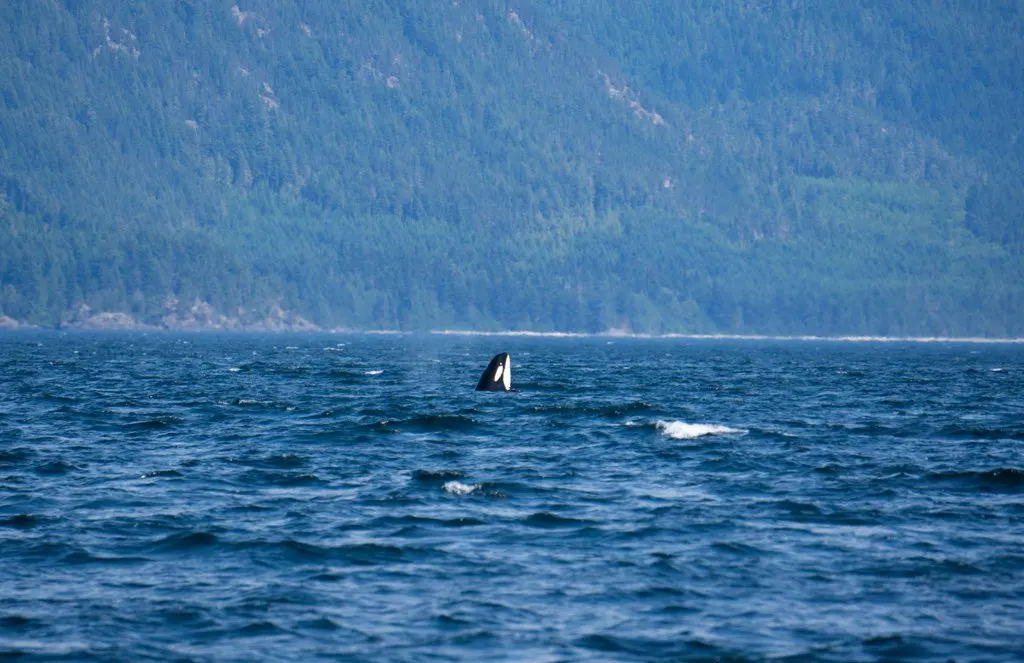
1, 1, 1021, 334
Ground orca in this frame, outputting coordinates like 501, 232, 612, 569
475, 352, 511, 391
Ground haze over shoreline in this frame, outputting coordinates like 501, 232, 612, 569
434, 330, 1024, 344
2, 322, 1021, 345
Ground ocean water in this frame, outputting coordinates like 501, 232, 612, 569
1, 332, 1022, 662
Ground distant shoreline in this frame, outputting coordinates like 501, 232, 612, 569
1, 322, 1022, 344
428, 330, 1024, 344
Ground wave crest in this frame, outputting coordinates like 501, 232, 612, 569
656, 420, 745, 440
443, 480, 480, 496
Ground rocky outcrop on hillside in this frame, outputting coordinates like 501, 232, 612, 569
0, 314, 32, 329
54, 300, 321, 332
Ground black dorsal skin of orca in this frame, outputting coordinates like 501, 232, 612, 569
476, 352, 511, 391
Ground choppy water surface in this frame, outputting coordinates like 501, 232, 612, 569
1, 333, 1022, 661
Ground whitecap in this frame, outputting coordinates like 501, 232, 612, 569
365, 369, 384, 376
656, 420, 746, 439
443, 480, 480, 496
227, 367, 241, 373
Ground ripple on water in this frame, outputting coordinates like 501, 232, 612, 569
0, 514, 45, 529
926, 467, 1024, 493
0, 448, 34, 467
33, 459, 80, 475
522, 512, 593, 528
0, 334, 1022, 662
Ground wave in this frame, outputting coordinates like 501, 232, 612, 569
147, 533, 428, 566
123, 416, 184, 430
0, 514, 43, 528
256, 539, 429, 566
522, 511, 593, 528
238, 621, 287, 636
443, 480, 480, 496
236, 469, 326, 487
927, 468, 1024, 492
0, 447, 34, 467
413, 469, 466, 482
34, 459, 80, 475
371, 514, 486, 528
531, 400, 657, 418
380, 414, 481, 433
231, 453, 307, 470
938, 425, 1024, 440
59, 550, 153, 565
575, 632, 730, 659
655, 420, 746, 439
153, 531, 220, 551
138, 469, 184, 479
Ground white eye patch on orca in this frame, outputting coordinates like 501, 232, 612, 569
476, 352, 511, 391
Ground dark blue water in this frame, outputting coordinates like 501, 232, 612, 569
1, 333, 1022, 662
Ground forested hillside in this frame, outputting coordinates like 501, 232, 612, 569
1, 1, 1022, 335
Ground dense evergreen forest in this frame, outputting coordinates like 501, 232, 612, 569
1, 1, 1022, 335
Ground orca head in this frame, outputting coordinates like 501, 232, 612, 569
475, 352, 511, 391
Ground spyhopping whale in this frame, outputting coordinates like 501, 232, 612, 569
476, 352, 511, 391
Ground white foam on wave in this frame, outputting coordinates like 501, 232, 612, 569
227, 367, 241, 373
365, 369, 384, 376
430, 329, 587, 338
656, 420, 746, 439
443, 480, 480, 496
427, 329, 1024, 343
